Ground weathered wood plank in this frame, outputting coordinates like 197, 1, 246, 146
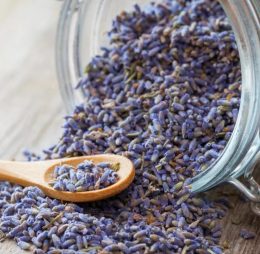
218, 182, 260, 254
0, 1, 63, 252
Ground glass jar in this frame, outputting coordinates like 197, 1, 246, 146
56, 0, 260, 213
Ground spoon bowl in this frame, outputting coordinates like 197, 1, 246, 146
0, 154, 135, 202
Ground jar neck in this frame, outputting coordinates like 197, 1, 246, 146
192, 0, 260, 193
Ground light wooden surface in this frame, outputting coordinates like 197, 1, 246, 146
0, 1, 259, 253
0, 1, 63, 253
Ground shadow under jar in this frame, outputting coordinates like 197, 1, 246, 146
55, 0, 260, 214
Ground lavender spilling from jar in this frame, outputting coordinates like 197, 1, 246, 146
49, 161, 119, 192
0, 0, 241, 253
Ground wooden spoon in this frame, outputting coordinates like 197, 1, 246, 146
0, 154, 135, 202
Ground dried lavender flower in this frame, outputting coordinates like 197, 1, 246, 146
240, 229, 256, 240
50, 160, 119, 192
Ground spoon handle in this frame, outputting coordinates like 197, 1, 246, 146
0, 160, 52, 187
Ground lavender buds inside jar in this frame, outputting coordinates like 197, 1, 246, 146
0, 0, 242, 253
50, 161, 119, 192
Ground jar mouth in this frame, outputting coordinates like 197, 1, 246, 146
56, 0, 260, 193
192, 0, 260, 192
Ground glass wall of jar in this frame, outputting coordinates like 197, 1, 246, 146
55, 0, 260, 213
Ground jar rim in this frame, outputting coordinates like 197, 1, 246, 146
192, 0, 260, 192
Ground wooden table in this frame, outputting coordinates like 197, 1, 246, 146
0, 1, 259, 253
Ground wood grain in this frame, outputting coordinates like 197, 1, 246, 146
0, 1, 63, 252
0, 0, 259, 253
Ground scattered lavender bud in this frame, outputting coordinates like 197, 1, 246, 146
240, 229, 256, 240
17, 240, 31, 250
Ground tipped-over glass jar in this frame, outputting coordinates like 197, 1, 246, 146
56, 0, 260, 213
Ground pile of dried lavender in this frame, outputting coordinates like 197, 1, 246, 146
0, 0, 241, 253
50, 161, 119, 192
